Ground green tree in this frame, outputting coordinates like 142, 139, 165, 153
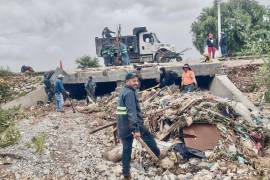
191, 0, 270, 55
75, 55, 100, 68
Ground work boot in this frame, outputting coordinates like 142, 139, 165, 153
123, 174, 131, 180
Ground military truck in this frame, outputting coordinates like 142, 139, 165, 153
95, 27, 184, 66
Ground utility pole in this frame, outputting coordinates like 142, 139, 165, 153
217, 0, 222, 57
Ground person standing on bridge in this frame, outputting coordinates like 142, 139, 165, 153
181, 64, 197, 93
85, 76, 96, 104
54, 74, 69, 112
207, 33, 216, 59
117, 72, 164, 180
219, 32, 228, 58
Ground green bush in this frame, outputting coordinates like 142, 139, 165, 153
0, 107, 21, 148
32, 133, 46, 154
75, 55, 100, 68
0, 66, 14, 77
0, 79, 11, 103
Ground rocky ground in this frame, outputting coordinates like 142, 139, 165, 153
1, 59, 270, 180
0, 108, 121, 179
1, 104, 269, 180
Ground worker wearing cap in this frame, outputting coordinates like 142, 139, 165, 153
54, 74, 69, 112
181, 64, 197, 93
117, 72, 161, 180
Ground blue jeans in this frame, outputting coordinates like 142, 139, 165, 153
121, 126, 160, 176
183, 84, 195, 93
55, 93, 64, 112
221, 45, 227, 57
121, 54, 130, 65
45, 89, 53, 103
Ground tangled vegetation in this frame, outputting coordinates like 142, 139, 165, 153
0, 107, 21, 148
31, 133, 46, 154
0, 66, 14, 77
259, 55, 270, 102
0, 67, 13, 103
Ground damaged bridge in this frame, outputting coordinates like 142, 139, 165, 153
2, 61, 256, 111
52, 62, 255, 111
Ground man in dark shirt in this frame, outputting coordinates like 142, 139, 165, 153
102, 27, 115, 38
85, 76, 96, 104
43, 75, 53, 104
117, 72, 161, 180
159, 67, 178, 88
219, 32, 228, 58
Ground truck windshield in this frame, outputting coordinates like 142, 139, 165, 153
152, 33, 161, 43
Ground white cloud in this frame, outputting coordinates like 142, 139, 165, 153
0, 0, 269, 71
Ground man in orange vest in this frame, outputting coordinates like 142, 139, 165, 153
181, 64, 197, 93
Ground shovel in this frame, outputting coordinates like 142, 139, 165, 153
67, 94, 76, 113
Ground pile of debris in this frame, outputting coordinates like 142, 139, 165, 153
0, 73, 42, 103
225, 64, 260, 93
91, 86, 270, 178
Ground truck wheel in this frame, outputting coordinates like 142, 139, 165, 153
176, 56, 182, 62
155, 53, 168, 63
155, 53, 162, 63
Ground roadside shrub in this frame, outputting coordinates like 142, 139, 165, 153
0, 66, 14, 77
258, 55, 270, 102
0, 78, 11, 103
32, 133, 46, 154
0, 107, 21, 148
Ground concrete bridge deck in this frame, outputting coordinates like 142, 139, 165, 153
58, 62, 222, 84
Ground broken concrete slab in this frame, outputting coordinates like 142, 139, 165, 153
0, 86, 47, 109
209, 75, 257, 111
60, 62, 221, 84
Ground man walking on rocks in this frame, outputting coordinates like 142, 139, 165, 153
54, 74, 69, 112
117, 72, 161, 180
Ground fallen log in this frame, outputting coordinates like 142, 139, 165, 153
157, 119, 187, 141
90, 122, 116, 134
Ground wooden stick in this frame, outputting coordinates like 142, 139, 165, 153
135, 137, 159, 161
90, 122, 116, 134
158, 119, 187, 141
139, 85, 159, 94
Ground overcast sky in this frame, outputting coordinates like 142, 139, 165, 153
0, 0, 269, 71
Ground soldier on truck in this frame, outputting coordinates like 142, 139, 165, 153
95, 26, 185, 66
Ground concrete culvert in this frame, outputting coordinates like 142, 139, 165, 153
64, 82, 117, 100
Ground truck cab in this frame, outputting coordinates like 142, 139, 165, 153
138, 32, 177, 62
